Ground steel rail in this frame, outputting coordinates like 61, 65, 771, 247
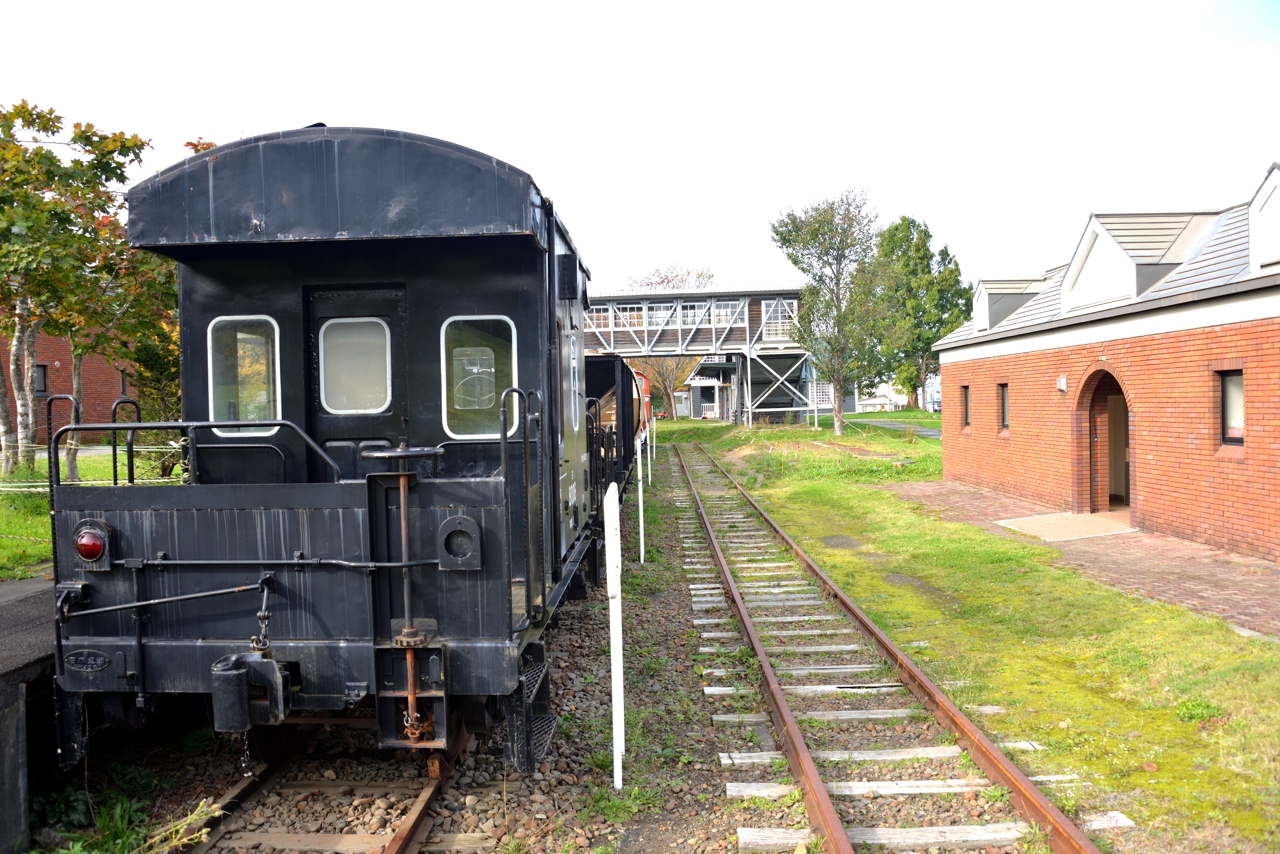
189, 726, 464, 854
673, 444, 852, 854
692, 442, 1102, 854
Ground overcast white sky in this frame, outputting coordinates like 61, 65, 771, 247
4, 1, 1278, 295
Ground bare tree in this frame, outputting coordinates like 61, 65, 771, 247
628, 355, 703, 420
626, 266, 716, 292
621, 264, 717, 419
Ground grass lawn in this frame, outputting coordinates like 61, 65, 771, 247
0, 450, 180, 580
687, 423, 1279, 847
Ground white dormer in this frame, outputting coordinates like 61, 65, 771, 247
972, 277, 1046, 331
972, 281, 989, 331
1061, 220, 1135, 315
1060, 211, 1220, 314
1250, 164, 1280, 277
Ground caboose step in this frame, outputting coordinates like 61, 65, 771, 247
531, 714, 558, 761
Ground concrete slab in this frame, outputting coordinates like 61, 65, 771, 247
0, 577, 53, 681
998, 510, 1136, 541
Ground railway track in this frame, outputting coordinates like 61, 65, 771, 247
671, 442, 1132, 854
190, 726, 480, 854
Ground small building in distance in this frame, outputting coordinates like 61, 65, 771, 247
0, 332, 132, 442
935, 163, 1280, 562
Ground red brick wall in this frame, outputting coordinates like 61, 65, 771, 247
941, 317, 1280, 562
0, 332, 135, 443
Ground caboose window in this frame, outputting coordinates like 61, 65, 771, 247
208, 316, 280, 435
441, 316, 518, 439
319, 318, 392, 414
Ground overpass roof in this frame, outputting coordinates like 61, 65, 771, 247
588, 281, 803, 299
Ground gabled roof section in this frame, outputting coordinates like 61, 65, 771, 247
1094, 213, 1217, 264
993, 265, 1068, 330
1143, 205, 1250, 298
935, 163, 1280, 354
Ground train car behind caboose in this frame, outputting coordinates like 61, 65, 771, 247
49, 126, 639, 772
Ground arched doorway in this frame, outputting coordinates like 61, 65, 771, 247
1073, 369, 1130, 513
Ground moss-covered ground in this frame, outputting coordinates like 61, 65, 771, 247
656, 418, 1279, 849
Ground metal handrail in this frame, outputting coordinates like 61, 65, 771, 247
499, 388, 531, 637
110, 398, 142, 485
45, 395, 81, 461
49, 420, 343, 488
528, 389, 550, 609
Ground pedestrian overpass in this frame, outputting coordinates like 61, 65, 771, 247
582, 287, 832, 423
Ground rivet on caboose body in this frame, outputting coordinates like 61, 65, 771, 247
48, 127, 644, 772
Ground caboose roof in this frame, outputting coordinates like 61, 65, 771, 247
127, 126, 542, 253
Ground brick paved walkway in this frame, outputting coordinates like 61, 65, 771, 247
885, 480, 1280, 639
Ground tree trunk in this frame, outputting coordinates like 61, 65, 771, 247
0, 313, 15, 476
907, 387, 919, 409
664, 386, 678, 421
63, 350, 82, 483
21, 316, 42, 469
9, 300, 32, 470
831, 378, 844, 436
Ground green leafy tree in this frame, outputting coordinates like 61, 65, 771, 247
877, 216, 971, 408
0, 101, 147, 472
41, 243, 177, 481
771, 190, 893, 436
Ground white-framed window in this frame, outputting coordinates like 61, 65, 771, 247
713, 299, 743, 327
319, 317, 392, 415
647, 303, 675, 328
762, 299, 797, 340
207, 315, 281, 436
585, 306, 611, 329
441, 315, 518, 439
680, 301, 708, 327
614, 304, 643, 327
1221, 370, 1243, 445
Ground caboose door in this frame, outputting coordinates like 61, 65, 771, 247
305, 286, 408, 480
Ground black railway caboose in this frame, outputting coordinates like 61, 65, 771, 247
49, 126, 641, 771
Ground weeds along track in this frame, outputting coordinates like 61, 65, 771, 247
672, 442, 1128, 854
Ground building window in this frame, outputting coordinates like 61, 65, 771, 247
208, 315, 280, 435
1220, 370, 1243, 445
713, 300, 743, 327
319, 317, 391, 415
680, 301, 708, 327
441, 315, 517, 439
119, 369, 127, 396
647, 303, 674, 328
585, 306, 611, 329
763, 299, 797, 340
998, 383, 1009, 430
35, 365, 48, 395
961, 386, 970, 427
614, 304, 643, 327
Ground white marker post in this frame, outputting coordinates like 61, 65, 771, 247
603, 482, 625, 790
636, 435, 644, 563
648, 419, 653, 485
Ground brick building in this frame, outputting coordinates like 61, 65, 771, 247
936, 163, 1280, 561
0, 332, 132, 443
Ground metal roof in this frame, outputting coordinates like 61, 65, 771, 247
1093, 213, 1206, 263
1143, 205, 1250, 298
936, 182, 1275, 353
589, 281, 804, 299
127, 127, 538, 253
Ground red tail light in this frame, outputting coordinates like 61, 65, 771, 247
75, 530, 105, 562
